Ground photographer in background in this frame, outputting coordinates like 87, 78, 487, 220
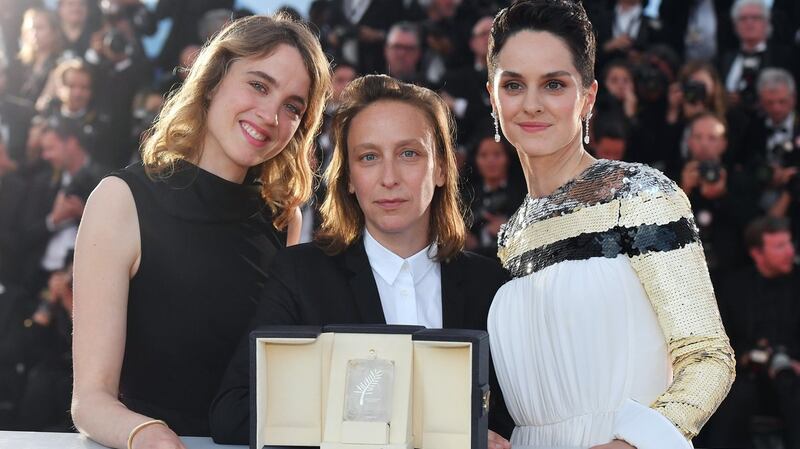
38, 59, 112, 169
720, 0, 793, 111
0, 261, 75, 431
16, 116, 104, 294
463, 129, 524, 259
85, 0, 151, 169
705, 216, 800, 448
742, 69, 800, 223
680, 112, 758, 276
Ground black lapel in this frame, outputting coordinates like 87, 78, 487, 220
441, 254, 467, 328
344, 239, 387, 324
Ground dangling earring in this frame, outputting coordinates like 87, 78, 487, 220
583, 111, 593, 145
491, 111, 501, 142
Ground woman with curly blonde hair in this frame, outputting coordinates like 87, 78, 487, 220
71, 13, 330, 449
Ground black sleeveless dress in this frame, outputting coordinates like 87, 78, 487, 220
111, 161, 281, 436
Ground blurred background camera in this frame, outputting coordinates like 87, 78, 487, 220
682, 79, 708, 104
698, 160, 722, 183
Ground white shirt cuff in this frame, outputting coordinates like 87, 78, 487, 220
612, 399, 692, 449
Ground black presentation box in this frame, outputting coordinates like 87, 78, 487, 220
250, 324, 490, 449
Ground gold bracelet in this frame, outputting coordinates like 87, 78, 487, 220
127, 419, 168, 449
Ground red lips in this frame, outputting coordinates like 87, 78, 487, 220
517, 121, 551, 133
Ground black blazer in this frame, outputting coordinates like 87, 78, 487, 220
658, 0, 736, 60
209, 239, 515, 443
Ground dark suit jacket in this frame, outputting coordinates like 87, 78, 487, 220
658, 0, 736, 60
327, 0, 404, 74
0, 95, 34, 165
209, 239, 515, 443
741, 113, 800, 170
0, 172, 26, 281
718, 44, 794, 90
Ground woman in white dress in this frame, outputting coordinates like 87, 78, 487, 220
484, 1, 735, 448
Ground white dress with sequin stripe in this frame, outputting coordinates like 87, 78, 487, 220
487, 160, 735, 449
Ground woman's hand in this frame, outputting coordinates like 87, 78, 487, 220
590, 439, 636, 449
130, 423, 187, 449
488, 430, 512, 449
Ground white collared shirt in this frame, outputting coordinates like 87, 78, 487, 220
363, 229, 443, 329
766, 111, 796, 163
725, 41, 768, 92
613, 3, 642, 39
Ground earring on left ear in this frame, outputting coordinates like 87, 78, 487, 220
491, 111, 501, 143
583, 111, 593, 145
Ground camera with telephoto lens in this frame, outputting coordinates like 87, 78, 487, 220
682, 80, 707, 104
102, 28, 131, 57
697, 160, 722, 183
634, 62, 669, 102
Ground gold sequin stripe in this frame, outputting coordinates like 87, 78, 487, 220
498, 190, 693, 266
629, 243, 736, 439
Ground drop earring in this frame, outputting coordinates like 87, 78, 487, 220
583, 111, 593, 145
492, 111, 500, 142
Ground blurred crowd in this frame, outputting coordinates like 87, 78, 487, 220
0, 0, 799, 446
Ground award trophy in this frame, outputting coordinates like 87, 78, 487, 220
344, 352, 395, 423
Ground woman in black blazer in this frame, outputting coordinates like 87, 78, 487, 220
210, 74, 514, 448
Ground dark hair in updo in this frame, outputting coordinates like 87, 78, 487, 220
487, 0, 596, 88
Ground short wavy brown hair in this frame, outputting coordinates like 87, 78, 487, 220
141, 14, 331, 229
316, 75, 466, 261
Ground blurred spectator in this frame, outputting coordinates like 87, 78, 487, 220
0, 60, 35, 169
706, 216, 800, 448
156, 43, 199, 96
741, 68, 800, 218
598, 59, 638, 121
317, 61, 357, 173
12, 262, 74, 431
384, 22, 425, 85
747, 68, 800, 168
464, 130, 524, 258
86, 12, 151, 169
593, 0, 660, 69
325, 0, 403, 74
659, 0, 735, 62
679, 112, 757, 275
197, 8, 233, 43
300, 61, 359, 244
721, 0, 793, 110
663, 60, 735, 177
9, 8, 64, 103
591, 115, 629, 161
627, 44, 680, 172
0, 144, 25, 281
40, 59, 111, 168
16, 116, 104, 293
147, 0, 233, 72
57, 0, 97, 60
440, 15, 492, 148
0, 0, 44, 60
129, 87, 164, 155
419, 0, 474, 87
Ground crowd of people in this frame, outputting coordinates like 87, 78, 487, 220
0, 0, 798, 447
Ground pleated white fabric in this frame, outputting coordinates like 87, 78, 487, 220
488, 255, 689, 448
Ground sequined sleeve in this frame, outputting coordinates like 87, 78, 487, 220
622, 182, 735, 439
497, 160, 735, 441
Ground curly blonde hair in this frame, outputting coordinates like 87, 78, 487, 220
141, 14, 331, 229
317, 75, 466, 261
